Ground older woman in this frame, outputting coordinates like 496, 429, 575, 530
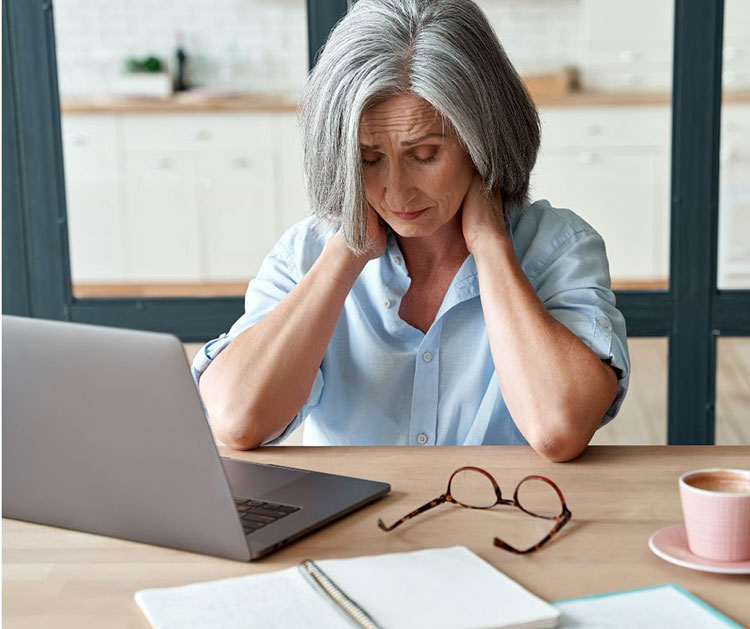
194, 0, 630, 461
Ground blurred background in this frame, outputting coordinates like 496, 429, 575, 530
52, 0, 749, 445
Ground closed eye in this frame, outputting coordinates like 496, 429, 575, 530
362, 154, 437, 167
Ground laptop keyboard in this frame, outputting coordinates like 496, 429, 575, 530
233, 497, 300, 535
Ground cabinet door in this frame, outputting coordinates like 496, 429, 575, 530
531, 148, 670, 282
61, 115, 125, 282
200, 152, 277, 281
718, 105, 750, 287
273, 112, 311, 233
121, 155, 202, 282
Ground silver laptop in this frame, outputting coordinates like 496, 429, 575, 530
2, 315, 390, 561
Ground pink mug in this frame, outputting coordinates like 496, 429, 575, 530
679, 468, 750, 562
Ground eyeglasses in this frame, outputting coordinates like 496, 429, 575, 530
377, 466, 571, 554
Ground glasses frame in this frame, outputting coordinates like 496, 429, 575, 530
377, 466, 572, 554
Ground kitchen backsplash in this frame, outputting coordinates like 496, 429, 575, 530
53, 0, 581, 98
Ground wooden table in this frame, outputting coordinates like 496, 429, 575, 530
3, 446, 750, 628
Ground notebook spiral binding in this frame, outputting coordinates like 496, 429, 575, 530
298, 559, 381, 629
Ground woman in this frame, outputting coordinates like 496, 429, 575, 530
194, 0, 630, 461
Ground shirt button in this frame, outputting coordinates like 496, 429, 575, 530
383, 298, 392, 309
422, 352, 432, 363
394, 255, 402, 265
597, 317, 610, 329
417, 432, 428, 444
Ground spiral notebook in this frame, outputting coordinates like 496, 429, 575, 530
134, 546, 560, 629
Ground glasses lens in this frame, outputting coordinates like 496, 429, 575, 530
449, 468, 497, 508
516, 477, 563, 518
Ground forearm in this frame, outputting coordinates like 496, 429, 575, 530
473, 233, 618, 462
200, 234, 367, 449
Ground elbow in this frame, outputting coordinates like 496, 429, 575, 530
527, 420, 591, 463
208, 403, 294, 451
204, 402, 266, 450
212, 417, 264, 451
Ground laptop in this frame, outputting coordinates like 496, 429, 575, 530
2, 315, 390, 561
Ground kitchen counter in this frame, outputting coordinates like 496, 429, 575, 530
60, 90, 750, 114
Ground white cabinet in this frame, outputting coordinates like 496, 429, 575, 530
533, 106, 671, 283
61, 115, 126, 282
533, 149, 670, 281
120, 154, 203, 282
201, 151, 277, 281
273, 113, 311, 233
63, 111, 305, 285
62, 104, 747, 288
718, 104, 750, 288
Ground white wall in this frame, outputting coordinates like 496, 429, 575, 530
53, 0, 582, 99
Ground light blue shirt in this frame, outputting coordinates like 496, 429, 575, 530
192, 199, 630, 446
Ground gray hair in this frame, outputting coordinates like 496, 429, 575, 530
298, 0, 540, 254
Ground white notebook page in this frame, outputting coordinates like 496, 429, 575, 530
135, 546, 559, 629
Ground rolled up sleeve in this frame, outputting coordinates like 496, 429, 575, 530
532, 228, 631, 427
191, 224, 325, 443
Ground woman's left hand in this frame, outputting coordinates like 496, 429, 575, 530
460, 170, 508, 254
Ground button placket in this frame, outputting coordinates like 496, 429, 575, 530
408, 321, 443, 446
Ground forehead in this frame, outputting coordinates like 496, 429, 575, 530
359, 93, 443, 142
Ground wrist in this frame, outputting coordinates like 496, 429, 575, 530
469, 228, 512, 263
323, 233, 369, 286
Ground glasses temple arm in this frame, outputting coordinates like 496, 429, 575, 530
377, 494, 448, 532
494, 507, 572, 555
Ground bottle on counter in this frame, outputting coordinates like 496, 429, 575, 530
173, 31, 190, 92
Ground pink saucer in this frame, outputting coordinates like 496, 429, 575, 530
648, 523, 750, 574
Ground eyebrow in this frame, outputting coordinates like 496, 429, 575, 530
360, 132, 445, 150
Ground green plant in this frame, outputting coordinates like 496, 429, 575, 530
124, 55, 164, 73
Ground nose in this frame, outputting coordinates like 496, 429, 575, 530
383, 163, 417, 212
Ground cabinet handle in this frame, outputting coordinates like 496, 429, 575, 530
578, 151, 597, 165
618, 73, 639, 86
71, 135, 88, 146
233, 157, 250, 168
158, 157, 172, 169
720, 145, 737, 162
191, 130, 211, 141
587, 125, 603, 136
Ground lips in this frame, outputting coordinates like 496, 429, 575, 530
393, 207, 430, 221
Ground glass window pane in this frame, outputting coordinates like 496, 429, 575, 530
477, 0, 673, 290
55, 0, 309, 298
718, 0, 750, 289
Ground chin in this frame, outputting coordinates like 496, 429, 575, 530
388, 221, 438, 239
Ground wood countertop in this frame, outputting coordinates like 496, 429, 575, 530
60, 90, 750, 114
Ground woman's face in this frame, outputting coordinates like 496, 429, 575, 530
359, 93, 475, 239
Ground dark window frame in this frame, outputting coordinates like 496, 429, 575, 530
3, 0, 749, 443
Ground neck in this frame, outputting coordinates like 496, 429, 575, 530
395, 213, 469, 278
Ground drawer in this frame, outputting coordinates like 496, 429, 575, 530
721, 105, 750, 140
61, 114, 119, 169
539, 106, 671, 150
120, 113, 275, 153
